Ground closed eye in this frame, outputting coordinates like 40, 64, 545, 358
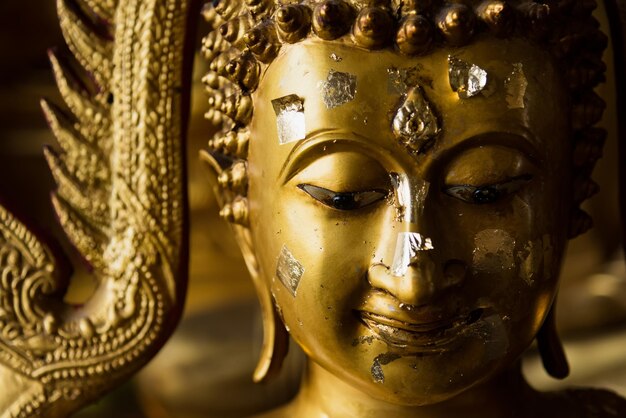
298, 184, 389, 211
443, 175, 533, 204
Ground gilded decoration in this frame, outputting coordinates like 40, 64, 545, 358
0, 0, 626, 417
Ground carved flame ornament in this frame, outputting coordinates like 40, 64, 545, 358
0, 0, 194, 416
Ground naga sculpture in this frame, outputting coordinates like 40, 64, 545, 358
0, 0, 626, 417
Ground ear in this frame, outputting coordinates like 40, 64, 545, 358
200, 150, 289, 382
537, 298, 569, 379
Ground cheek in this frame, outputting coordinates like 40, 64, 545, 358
472, 229, 516, 273
255, 190, 385, 343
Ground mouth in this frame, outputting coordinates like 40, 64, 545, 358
357, 308, 484, 352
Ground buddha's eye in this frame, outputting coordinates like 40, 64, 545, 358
444, 175, 533, 205
298, 184, 388, 211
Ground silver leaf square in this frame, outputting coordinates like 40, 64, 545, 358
505, 63, 528, 109
318, 70, 357, 109
448, 56, 488, 99
276, 245, 305, 297
272, 94, 306, 145
391, 232, 434, 277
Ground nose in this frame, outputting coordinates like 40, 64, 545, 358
368, 228, 467, 306
368, 254, 437, 306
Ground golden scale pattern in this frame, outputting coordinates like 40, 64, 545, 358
0, 0, 189, 416
202, 0, 609, 236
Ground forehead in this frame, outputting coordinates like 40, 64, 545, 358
252, 37, 568, 168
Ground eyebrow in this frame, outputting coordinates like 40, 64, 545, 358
278, 125, 544, 185
432, 128, 544, 171
278, 129, 381, 183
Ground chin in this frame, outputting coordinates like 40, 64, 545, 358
336, 313, 517, 405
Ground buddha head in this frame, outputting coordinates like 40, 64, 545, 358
200, 0, 608, 406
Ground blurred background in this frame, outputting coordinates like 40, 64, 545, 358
0, 1, 624, 417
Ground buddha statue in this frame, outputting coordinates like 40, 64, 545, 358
0, 0, 625, 417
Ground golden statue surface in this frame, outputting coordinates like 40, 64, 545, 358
1, 0, 626, 417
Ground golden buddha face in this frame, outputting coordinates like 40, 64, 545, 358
246, 36, 571, 405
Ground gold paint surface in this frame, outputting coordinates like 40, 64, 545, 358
473, 229, 516, 273
0, 0, 189, 416
247, 36, 575, 414
0, 0, 616, 415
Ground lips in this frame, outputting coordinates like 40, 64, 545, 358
357, 307, 484, 351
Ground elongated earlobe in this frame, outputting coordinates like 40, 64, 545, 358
254, 302, 290, 383
537, 302, 570, 379
200, 149, 288, 382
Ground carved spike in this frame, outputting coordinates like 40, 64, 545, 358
41, 99, 109, 188
48, 51, 109, 140
50, 193, 107, 270
41, 99, 104, 163
219, 14, 255, 46
57, 0, 113, 87
312, 0, 354, 41
41, 98, 83, 153
353, 7, 394, 49
572, 92, 606, 130
244, 24, 281, 63
44, 146, 108, 226
437, 3, 476, 46
396, 14, 434, 55
568, 208, 593, 239
476, 1, 515, 37
275, 4, 312, 43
